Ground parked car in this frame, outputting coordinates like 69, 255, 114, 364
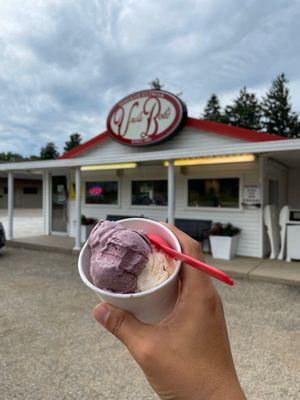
0, 222, 6, 249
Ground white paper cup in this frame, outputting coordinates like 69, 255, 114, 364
78, 218, 181, 323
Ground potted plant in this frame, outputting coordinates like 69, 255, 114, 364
209, 223, 241, 260
81, 215, 97, 242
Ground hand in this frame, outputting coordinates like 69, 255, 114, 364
93, 224, 246, 400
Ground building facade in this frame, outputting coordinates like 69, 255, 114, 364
0, 174, 42, 208
1, 89, 300, 259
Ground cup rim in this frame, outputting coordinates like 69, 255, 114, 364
78, 218, 181, 298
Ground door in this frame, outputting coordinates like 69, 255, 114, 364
51, 176, 68, 233
269, 179, 279, 207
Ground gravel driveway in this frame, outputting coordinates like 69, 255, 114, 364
0, 247, 299, 400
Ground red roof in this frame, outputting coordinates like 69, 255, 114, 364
59, 131, 109, 159
59, 117, 285, 159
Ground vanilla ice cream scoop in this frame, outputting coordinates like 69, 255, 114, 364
137, 251, 175, 292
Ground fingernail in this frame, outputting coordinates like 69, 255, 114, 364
94, 304, 111, 326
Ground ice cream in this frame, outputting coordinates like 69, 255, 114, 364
137, 251, 173, 292
88, 220, 174, 293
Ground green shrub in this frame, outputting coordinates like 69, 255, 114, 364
210, 222, 241, 237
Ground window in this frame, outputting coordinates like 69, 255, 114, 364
85, 181, 118, 204
23, 187, 38, 195
188, 178, 239, 208
4, 187, 8, 195
132, 180, 168, 206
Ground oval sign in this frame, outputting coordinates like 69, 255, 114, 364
107, 90, 187, 146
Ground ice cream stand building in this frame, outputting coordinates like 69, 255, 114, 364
1, 89, 300, 260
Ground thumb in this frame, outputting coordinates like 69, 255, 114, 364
93, 302, 147, 350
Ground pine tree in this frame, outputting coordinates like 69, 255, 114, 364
262, 73, 298, 137
203, 94, 223, 122
40, 143, 59, 160
64, 133, 82, 152
224, 87, 262, 130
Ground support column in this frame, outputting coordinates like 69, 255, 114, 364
7, 171, 14, 240
74, 167, 81, 250
43, 171, 51, 235
168, 160, 175, 225
259, 155, 265, 258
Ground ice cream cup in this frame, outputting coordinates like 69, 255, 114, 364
78, 218, 182, 323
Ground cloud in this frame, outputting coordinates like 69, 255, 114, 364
0, 0, 300, 155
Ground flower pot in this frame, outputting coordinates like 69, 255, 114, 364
209, 235, 239, 260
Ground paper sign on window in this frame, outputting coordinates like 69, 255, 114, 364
243, 185, 261, 206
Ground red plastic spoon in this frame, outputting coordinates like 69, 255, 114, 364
146, 233, 234, 286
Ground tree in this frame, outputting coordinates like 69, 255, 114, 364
224, 87, 262, 130
64, 133, 82, 152
262, 73, 298, 137
40, 142, 59, 160
202, 94, 223, 122
28, 155, 41, 161
149, 78, 164, 90
0, 152, 41, 162
0, 152, 24, 162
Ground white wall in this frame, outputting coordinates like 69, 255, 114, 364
68, 160, 262, 257
75, 127, 245, 159
0, 178, 42, 209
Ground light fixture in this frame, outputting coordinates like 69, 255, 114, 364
81, 162, 137, 171
163, 154, 255, 167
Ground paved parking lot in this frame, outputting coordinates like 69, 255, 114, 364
0, 208, 43, 238
0, 247, 299, 400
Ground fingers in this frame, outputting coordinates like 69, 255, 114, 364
160, 222, 214, 293
93, 302, 148, 352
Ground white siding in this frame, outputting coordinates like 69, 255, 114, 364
68, 160, 261, 257
74, 127, 245, 160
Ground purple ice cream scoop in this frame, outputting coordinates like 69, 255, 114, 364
88, 220, 151, 293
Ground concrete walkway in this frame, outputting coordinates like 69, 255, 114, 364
6, 235, 300, 286
0, 208, 43, 238
7, 235, 75, 254
206, 255, 300, 286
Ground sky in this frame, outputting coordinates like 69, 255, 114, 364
1, 0, 300, 156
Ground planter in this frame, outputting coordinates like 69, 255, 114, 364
209, 235, 240, 260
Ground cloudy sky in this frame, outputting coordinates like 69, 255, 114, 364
1, 0, 300, 156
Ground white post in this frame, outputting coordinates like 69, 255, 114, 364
168, 160, 175, 225
259, 155, 265, 258
43, 171, 51, 235
7, 171, 14, 240
74, 167, 81, 250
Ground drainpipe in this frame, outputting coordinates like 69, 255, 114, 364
74, 167, 81, 250
7, 171, 14, 240
168, 160, 175, 225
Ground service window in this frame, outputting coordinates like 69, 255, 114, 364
132, 180, 168, 206
188, 178, 239, 208
23, 187, 38, 194
85, 181, 118, 205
